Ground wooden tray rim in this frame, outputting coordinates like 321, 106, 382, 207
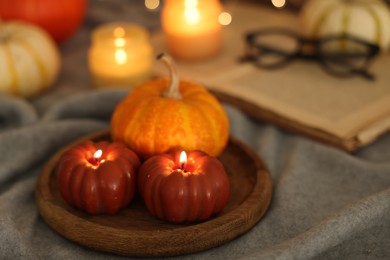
36, 130, 273, 257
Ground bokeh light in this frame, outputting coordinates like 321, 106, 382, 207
145, 0, 160, 10
218, 12, 232, 26
271, 0, 286, 8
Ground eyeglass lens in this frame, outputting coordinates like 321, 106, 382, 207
319, 38, 374, 77
248, 32, 300, 68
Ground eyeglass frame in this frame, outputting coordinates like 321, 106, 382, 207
240, 27, 380, 80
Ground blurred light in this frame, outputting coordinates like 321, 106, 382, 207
114, 38, 126, 47
185, 9, 200, 24
271, 0, 286, 8
185, 0, 198, 8
113, 27, 125, 38
184, 0, 200, 25
145, 0, 160, 10
218, 12, 232, 26
115, 49, 127, 64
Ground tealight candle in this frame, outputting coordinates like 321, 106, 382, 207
56, 141, 140, 215
138, 149, 230, 224
161, 0, 223, 61
88, 23, 153, 88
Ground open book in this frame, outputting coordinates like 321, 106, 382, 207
152, 3, 390, 152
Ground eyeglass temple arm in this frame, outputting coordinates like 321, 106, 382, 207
354, 69, 375, 81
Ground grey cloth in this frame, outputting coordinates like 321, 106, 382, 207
1, 1, 389, 259
1, 88, 390, 260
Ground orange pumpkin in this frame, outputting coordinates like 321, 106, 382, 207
111, 54, 229, 160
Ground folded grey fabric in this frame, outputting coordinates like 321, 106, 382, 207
0, 89, 389, 260
0, 94, 38, 131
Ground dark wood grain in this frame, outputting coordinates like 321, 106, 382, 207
36, 130, 273, 257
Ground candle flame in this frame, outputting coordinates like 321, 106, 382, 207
112, 26, 128, 65
179, 151, 187, 167
94, 149, 103, 159
113, 27, 125, 38
185, 0, 198, 9
114, 38, 126, 47
115, 49, 127, 64
184, 0, 200, 25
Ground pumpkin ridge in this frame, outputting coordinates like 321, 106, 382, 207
188, 173, 202, 222
80, 168, 98, 214
152, 168, 167, 218
1, 42, 19, 95
70, 164, 86, 210
199, 174, 215, 219
89, 166, 102, 214
364, 4, 383, 45
152, 99, 166, 155
171, 100, 196, 152
312, 2, 340, 37
160, 98, 188, 154
183, 102, 199, 152
111, 146, 139, 206
17, 38, 49, 91
180, 82, 209, 98
187, 95, 229, 154
186, 101, 220, 154
121, 97, 155, 151
131, 96, 166, 157
339, 2, 351, 51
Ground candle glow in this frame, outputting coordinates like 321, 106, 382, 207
115, 49, 127, 64
88, 23, 153, 87
185, 0, 200, 25
88, 149, 103, 167
161, 0, 223, 60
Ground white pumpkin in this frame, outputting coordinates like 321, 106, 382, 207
299, 0, 390, 50
0, 21, 61, 97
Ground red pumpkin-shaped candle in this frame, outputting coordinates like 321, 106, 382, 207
138, 149, 230, 224
111, 53, 229, 160
57, 141, 140, 215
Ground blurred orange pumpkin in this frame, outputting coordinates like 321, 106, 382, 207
111, 54, 229, 160
0, 0, 87, 43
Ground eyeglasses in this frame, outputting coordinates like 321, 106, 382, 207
239, 28, 380, 80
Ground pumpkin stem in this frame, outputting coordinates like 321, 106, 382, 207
158, 53, 182, 99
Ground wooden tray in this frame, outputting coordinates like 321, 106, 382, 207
35, 130, 273, 257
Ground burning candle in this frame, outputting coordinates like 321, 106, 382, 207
138, 149, 230, 224
88, 23, 153, 88
56, 141, 140, 215
161, 0, 223, 61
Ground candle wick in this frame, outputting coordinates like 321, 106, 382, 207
88, 157, 100, 166
158, 53, 182, 100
